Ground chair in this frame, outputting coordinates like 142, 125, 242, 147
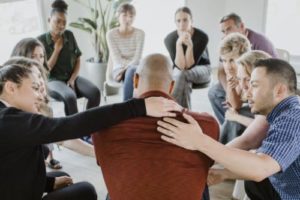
192, 81, 211, 89
276, 48, 290, 62
103, 57, 122, 102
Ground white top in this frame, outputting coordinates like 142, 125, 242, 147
106, 27, 145, 71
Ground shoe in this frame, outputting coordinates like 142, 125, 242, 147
47, 159, 62, 170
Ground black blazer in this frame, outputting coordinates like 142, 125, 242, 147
0, 99, 145, 200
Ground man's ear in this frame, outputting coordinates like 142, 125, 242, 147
169, 80, 175, 94
274, 83, 288, 99
133, 73, 139, 89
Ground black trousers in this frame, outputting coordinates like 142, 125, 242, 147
245, 178, 281, 200
43, 171, 97, 200
48, 76, 101, 115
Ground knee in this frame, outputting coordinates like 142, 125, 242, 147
90, 86, 101, 101
208, 85, 217, 100
125, 66, 136, 80
173, 70, 187, 82
76, 182, 97, 200
63, 93, 77, 105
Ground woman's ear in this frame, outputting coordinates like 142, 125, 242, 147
3, 81, 17, 95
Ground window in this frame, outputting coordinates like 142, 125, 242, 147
0, 0, 42, 64
266, 0, 300, 55
133, 0, 184, 56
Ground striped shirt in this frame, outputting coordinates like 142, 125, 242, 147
106, 27, 145, 71
257, 96, 300, 199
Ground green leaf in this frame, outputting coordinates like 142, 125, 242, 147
78, 18, 97, 30
69, 22, 93, 34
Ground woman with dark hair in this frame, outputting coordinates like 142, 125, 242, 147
0, 57, 181, 199
11, 38, 63, 169
164, 7, 211, 109
106, 3, 145, 101
37, 0, 100, 118
11, 38, 49, 70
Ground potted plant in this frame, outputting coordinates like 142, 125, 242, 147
69, 0, 130, 91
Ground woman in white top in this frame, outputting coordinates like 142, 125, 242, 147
106, 3, 145, 101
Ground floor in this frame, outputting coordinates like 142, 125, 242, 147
49, 74, 235, 200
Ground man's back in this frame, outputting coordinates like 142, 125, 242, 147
93, 101, 219, 200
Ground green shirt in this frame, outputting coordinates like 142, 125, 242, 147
38, 30, 82, 81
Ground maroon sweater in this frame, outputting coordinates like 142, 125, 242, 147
93, 91, 219, 200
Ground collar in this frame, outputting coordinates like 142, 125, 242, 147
45, 31, 69, 46
138, 90, 174, 100
138, 90, 187, 113
0, 99, 11, 107
267, 95, 300, 123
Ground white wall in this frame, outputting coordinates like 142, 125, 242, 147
186, 0, 226, 67
186, 0, 268, 67
42, 0, 268, 72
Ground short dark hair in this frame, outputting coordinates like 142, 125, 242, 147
10, 37, 49, 70
175, 7, 193, 20
254, 58, 297, 94
116, 3, 136, 17
51, 0, 68, 16
220, 13, 242, 26
0, 64, 32, 95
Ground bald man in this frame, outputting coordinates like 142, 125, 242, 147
92, 54, 219, 200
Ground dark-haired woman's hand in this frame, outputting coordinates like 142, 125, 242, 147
54, 37, 63, 52
53, 176, 73, 190
144, 97, 182, 117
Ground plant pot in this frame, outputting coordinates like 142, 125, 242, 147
85, 61, 107, 91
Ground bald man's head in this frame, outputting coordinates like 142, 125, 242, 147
134, 54, 174, 96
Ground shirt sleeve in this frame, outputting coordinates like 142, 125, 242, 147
192, 30, 210, 67
69, 31, 82, 58
127, 29, 145, 66
257, 115, 300, 171
0, 98, 146, 147
164, 32, 177, 66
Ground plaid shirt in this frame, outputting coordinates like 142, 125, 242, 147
258, 96, 300, 199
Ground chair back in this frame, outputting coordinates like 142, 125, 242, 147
106, 57, 122, 88
276, 48, 290, 62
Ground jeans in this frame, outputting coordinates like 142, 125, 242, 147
123, 65, 136, 101
208, 82, 226, 124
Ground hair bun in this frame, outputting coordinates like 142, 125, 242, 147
52, 0, 68, 11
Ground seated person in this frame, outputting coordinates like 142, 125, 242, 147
207, 51, 272, 185
0, 56, 179, 200
11, 37, 95, 159
158, 58, 300, 200
209, 12, 277, 124
214, 33, 252, 144
38, 0, 100, 117
93, 54, 219, 200
165, 7, 211, 109
106, 3, 145, 101
221, 50, 271, 142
